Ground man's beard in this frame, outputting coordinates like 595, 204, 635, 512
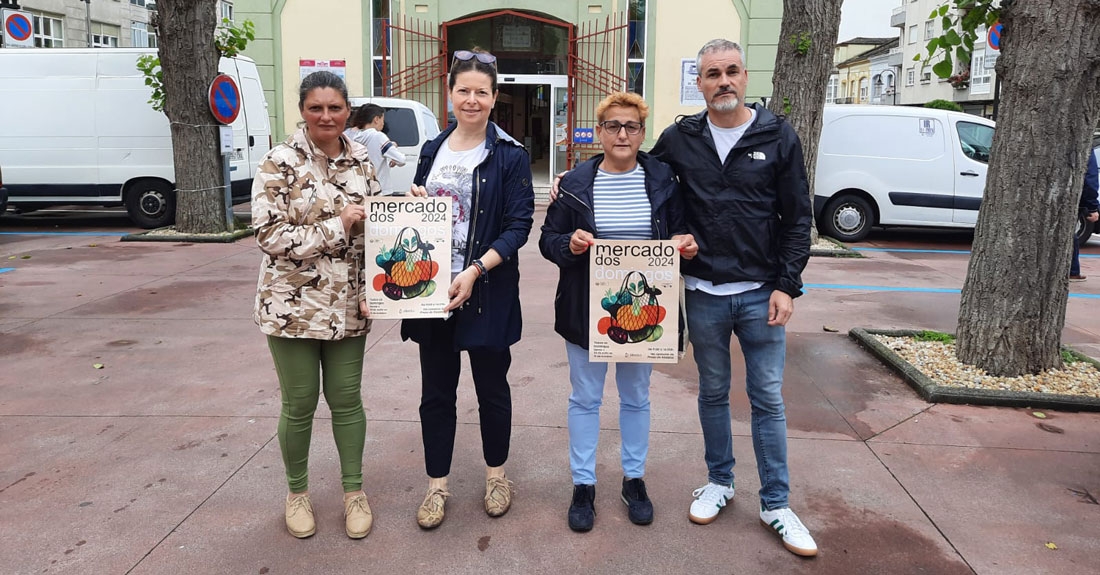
709, 93, 740, 112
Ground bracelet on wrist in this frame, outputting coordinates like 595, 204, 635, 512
471, 259, 487, 276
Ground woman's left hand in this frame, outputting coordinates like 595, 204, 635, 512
444, 267, 478, 312
672, 233, 699, 260
359, 300, 370, 318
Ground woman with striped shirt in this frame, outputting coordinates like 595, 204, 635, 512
539, 92, 697, 532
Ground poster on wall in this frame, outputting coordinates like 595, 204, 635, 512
364, 196, 452, 319
680, 58, 706, 106
300, 59, 346, 80
588, 240, 680, 364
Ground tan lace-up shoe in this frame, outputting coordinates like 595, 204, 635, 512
417, 487, 451, 529
285, 493, 316, 538
344, 493, 373, 539
484, 476, 514, 517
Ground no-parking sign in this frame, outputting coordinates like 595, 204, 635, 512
2, 9, 34, 48
208, 74, 242, 125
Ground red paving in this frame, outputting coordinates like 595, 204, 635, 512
1, 209, 1099, 575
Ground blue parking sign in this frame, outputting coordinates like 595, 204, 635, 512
573, 127, 594, 144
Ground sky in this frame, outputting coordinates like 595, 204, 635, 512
838, 0, 899, 42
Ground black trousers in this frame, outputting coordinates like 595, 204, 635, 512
417, 318, 512, 478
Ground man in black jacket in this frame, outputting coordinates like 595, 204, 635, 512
649, 38, 816, 557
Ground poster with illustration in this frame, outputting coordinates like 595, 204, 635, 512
588, 239, 680, 363
365, 196, 452, 318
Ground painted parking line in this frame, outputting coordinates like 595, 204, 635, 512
850, 247, 1100, 258
804, 282, 1100, 299
0, 268, 14, 274
0, 231, 128, 236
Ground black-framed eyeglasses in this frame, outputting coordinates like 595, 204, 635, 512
599, 120, 644, 135
452, 50, 498, 69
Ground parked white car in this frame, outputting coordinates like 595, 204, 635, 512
348, 97, 441, 196
813, 105, 994, 242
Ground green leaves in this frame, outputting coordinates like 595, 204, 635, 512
135, 54, 165, 113
214, 19, 256, 59
933, 59, 954, 79
920, 0, 999, 79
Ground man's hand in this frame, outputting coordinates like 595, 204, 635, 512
671, 233, 698, 260
549, 171, 567, 202
339, 204, 366, 235
569, 229, 595, 255
359, 300, 370, 318
409, 184, 428, 197
1087, 211, 1098, 223
768, 290, 794, 327
444, 267, 478, 312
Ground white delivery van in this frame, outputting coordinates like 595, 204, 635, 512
0, 48, 271, 228
813, 105, 995, 242
348, 96, 440, 195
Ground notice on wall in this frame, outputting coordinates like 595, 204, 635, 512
300, 59, 346, 80
680, 58, 706, 107
365, 196, 452, 319
588, 240, 680, 363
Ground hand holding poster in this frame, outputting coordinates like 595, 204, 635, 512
365, 196, 452, 318
589, 240, 680, 363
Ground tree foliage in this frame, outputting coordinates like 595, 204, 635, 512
919, 0, 999, 77
923, 99, 964, 112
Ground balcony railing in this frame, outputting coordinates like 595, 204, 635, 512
890, 5, 906, 28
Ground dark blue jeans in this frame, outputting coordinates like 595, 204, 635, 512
685, 286, 791, 511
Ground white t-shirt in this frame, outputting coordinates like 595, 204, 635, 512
345, 127, 406, 195
686, 109, 764, 296
423, 136, 488, 275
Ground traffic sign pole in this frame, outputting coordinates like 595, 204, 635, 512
208, 74, 243, 232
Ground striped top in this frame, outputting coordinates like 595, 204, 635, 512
593, 165, 652, 240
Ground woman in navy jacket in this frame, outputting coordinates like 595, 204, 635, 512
539, 92, 696, 532
403, 49, 534, 529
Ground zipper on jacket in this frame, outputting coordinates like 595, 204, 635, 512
559, 187, 597, 232
465, 139, 496, 315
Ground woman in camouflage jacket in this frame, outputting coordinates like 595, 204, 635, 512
252, 71, 381, 541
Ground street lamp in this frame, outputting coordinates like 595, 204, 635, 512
84, 0, 93, 48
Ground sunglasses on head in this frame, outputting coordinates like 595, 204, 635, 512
452, 50, 498, 69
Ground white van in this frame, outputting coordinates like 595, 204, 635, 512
814, 105, 995, 242
348, 96, 440, 195
0, 48, 271, 228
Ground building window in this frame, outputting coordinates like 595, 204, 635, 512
858, 77, 868, 102
221, 2, 233, 22
371, 0, 391, 96
130, 0, 146, 6
924, 20, 935, 40
921, 68, 932, 83
131, 21, 150, 47
906, 67, 915, 86
872, 74, 883, 99
908, 25, 918, 44
826, 75, 838, 104
627, 0, 647, 97
32, 13, 64, 48
970, 49, 992, 95
91, 22, 120, 48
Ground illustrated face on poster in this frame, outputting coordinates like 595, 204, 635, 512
366, 197, 452, 318
589, 239, 680, 363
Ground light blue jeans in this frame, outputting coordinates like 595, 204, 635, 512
685, 286, 790, 511
565, 342, 652, 485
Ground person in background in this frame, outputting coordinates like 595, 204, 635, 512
647, 38, 817, 557
345, 103, 407, 195
403, 48, 535, 529
252, 71, 381, 540
1071, 149, 1099, 281
539, 91, 697, 532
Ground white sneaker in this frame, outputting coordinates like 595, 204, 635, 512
759, 505, 818, 557
688, 482, 735, 524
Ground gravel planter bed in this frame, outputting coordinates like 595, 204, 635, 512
810, 236, 862, 258
122, 224, 254, 243
849, 328, 1100, 411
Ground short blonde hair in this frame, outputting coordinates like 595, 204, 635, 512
596, 92, 649, 123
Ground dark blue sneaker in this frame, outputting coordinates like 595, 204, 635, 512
568, 484, 595, 532
621, 477, 654, 525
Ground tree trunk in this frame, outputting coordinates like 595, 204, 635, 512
767, 0, 844, 246
956, 0, 1100, 376
156, 0, 225, 233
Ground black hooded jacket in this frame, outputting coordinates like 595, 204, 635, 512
649, 104, 811, 298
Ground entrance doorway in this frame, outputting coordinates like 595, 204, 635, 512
494, 74, 568, 192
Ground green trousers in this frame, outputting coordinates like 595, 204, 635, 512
266, 335, 367, 493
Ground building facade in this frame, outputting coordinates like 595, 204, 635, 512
0, 0, 235, 49
827, 37, 893, 105
892, 0, 997, 116
234, 0, 783, 180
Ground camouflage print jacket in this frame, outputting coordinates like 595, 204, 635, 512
252, 128, 382, 339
